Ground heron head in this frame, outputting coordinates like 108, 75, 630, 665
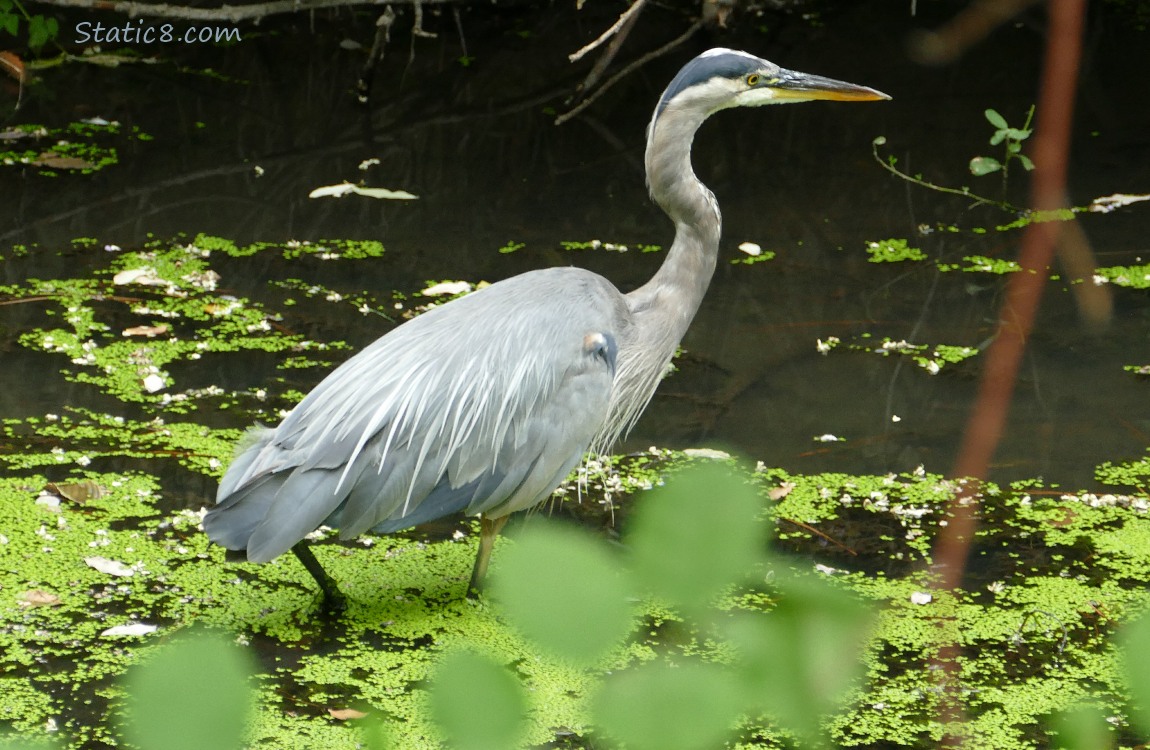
652, 48, 889, 128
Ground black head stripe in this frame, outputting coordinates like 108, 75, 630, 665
655, 49, 763, 117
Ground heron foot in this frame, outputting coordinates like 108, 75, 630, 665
466, 514, 510, 599
291, 541, 347, 614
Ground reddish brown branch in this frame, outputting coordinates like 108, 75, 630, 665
931, 1, 1086, 744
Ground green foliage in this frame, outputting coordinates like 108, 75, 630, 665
969, 107, 1036, 179
492, 523, 633, 666
490, 461, 874, 748
1049, 704, 1111, 750
593, 659, 742, 750
428, 650, 527, 750
1119, 608, 1150, 737
0, 0, 58, 51
122, 630, 257, 750
626, 462, 763, 619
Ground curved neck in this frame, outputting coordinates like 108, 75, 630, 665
627, 106, 722, 333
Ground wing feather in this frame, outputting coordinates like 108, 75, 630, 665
204, 267, 630, 561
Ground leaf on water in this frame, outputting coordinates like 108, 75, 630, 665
420, 281, 472, 297
681, 447, 732, 460
142, 374, 166, 393
767, 482, 795, 501
45, 480, 107, 503
308, 181, 418, 200
121, 324, 170, 337
1089, 193, 1150, 213
31, 152, 97, 170
328, 708, 368, 721
113, 267, 166, 286
18, 589, 62, 607
493, 522, 633, 666
85, 556, 135, 577
428, 650, 526, 750
101, 622, 159, 637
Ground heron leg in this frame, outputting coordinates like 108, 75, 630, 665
466, 514, 509, 598
290, 541, 347, 613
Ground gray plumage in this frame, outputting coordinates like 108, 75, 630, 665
202, 47, 888, 599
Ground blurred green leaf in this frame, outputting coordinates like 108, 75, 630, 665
627, 460, 764, 617
429, 650, 526, 750
121, 629, 256, 750
969, 156, 1003, 176
1049, 703, 1111, 750
27, 15, 57, 50
725, 571, 872, 745
1017, 153, 1035, 171
493, 521, 633, 666
359, 715, 395, 750
1120, 608, 1150, 739
985, 108, 1009, 129
593, 659, 741, 750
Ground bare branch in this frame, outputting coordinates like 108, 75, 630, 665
34, 0, 455, 23
556, 19, 702, 126
568, 0, 646, 63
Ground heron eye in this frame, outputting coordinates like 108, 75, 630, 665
745, 73, 762, 86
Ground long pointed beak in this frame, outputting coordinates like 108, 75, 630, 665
770, 68, 890, 102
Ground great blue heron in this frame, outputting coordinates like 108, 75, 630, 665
203, 48, 888, 607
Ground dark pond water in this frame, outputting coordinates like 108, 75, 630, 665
2, 0, 1149, 493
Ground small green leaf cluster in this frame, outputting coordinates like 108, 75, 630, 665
0, 0, 57, 50
865, 238, 926, 263
828, 333, 980, 375
969, 108, 1036, 178
559, 240, 661, 254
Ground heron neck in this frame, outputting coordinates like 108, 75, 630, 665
628, 107, 722, 334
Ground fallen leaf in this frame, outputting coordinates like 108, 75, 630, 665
1089, 193, 1150, 213
0, 51, 25, 84
681, 447, 731, 460
85, 556, 135, 577
101, 622, 158, 637
121, 324, 170, 337
767, 482, 795, 501
113, 267, 166, 286
142, 373, 166, 393
420, 281, 472, 297
32, 152, 97, 170
327, 708, 368, 721
308, 181, 417, 200
45, 480, 107, 504
18, 589, 61, 607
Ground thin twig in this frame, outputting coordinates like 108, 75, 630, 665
570, 4, 643, 103
34, 0, 455, 23
556, 19, 702, 126
569, 0, 646, 62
